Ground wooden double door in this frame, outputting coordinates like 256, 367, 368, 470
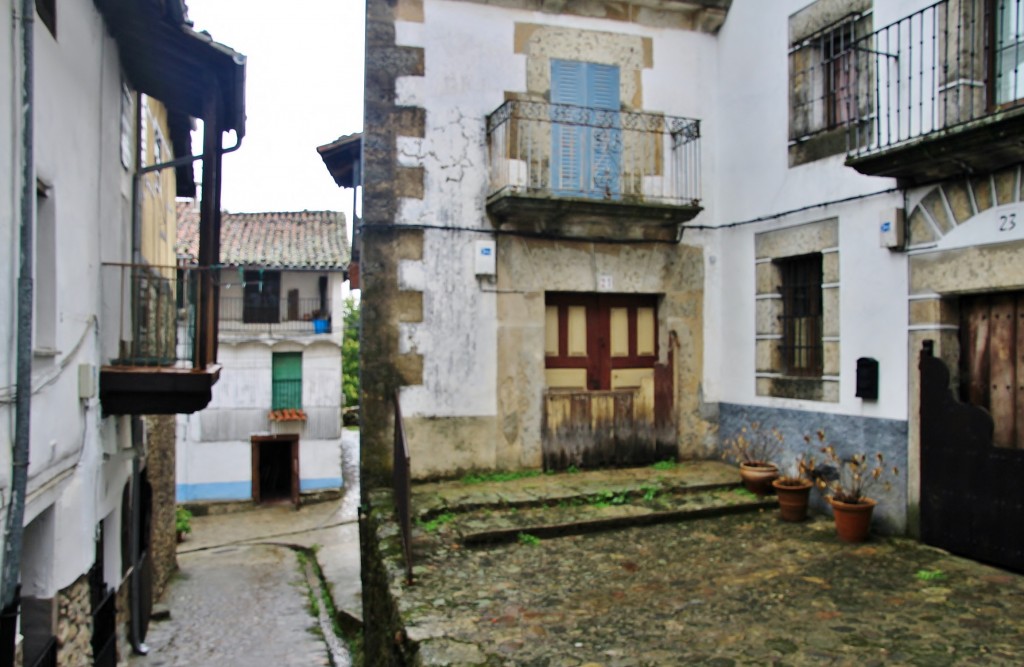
542, 293, 675, 469
920, 290, 1024, 573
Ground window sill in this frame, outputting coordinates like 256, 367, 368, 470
756, 375, 838, 403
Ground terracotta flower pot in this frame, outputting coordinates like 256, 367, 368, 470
739, 462, 778, 496
772, 479, 812, 522
829, 496, 877, 543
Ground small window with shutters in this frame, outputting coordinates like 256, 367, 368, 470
272, 352, 303, 410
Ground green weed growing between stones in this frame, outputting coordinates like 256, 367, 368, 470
460, 470, 541, 484
916, 569, 948, 581
732, 488, 757, 499
518, 532, 541, 546
651, 460, 681, 471
418, 512, 456, 533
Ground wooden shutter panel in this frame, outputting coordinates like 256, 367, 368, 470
551, 60, 586, 194
586, 63, 621, 197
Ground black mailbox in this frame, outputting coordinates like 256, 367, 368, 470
856, 357, 879, 401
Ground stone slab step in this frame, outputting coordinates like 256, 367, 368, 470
460, 497, 778, 545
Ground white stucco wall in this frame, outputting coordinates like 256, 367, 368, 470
708, 0, 910, 421
176, 327, 344, 501
394, 0, 723, 422
2, 0, 138, 594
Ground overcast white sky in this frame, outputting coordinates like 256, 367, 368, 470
187, 1, 364, 217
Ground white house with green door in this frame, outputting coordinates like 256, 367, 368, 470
175, 203, 350, 504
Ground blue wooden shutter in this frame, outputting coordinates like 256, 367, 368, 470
586, 64, 621, 198
550, 60, 621, 198
551, 60, 586, 194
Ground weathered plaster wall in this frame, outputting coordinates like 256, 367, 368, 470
363, 0, 724, 479
0, 0, 139, 609
494, 238, 709, 469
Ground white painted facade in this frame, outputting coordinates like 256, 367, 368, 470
1, 0, 137, 604
366, 0, 1024, 538
176, 270, 346, 502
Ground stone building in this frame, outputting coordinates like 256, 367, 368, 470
175, 205, 350, 506
361, 0, 1024, 572
0, 0, 244, 663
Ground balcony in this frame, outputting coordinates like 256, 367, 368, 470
220, 296, 332, 338
100, 263, 219, 415
843, 0, 1024, 183
485, 100, 702, 243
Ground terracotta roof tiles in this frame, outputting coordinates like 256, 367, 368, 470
176, 201, 349, 270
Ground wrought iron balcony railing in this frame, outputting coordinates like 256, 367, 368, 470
220, 296, 331, 335
486, 100, 701, 206
842, 0, 1024, 160
104, 263, 199, 368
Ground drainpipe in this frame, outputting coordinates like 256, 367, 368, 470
1, 0, 35, 660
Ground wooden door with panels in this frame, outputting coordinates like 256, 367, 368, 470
542, 292, 674, 469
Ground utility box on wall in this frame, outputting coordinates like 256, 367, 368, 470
879, 208, 905, 250
475, 240, 496, 276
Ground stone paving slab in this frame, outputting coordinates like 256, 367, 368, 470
391, 509, 1024, 666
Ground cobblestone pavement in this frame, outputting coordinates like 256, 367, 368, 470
131, 544, 328, 667
131, 431, 362, 667
393, 480, 1024, 665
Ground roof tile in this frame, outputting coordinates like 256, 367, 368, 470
176, 201, 349, 270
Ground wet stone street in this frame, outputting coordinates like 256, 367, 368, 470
132, 543, 329, 667
398, 509, 1024, 666
130, 430, 360, 667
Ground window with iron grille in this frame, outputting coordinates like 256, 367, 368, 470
243, 270, 281, 324
994, 0, 1024, 105
790, 15, 865, 137
788, 0, 872, 165
777, 254, 823, 377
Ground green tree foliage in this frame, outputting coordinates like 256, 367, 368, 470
342, 297, 360, 406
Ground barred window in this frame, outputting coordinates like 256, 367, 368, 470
777, 254, 823, 377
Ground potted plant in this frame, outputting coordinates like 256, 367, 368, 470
771, 453, 816, 522
724, 422, 783, 496
811, 432, 898, 542
176, 506, 193, 543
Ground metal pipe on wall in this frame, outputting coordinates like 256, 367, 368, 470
1, 0, 36, 661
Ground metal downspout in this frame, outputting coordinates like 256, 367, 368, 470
128, 94, 147, 655
1, 0, 35, 660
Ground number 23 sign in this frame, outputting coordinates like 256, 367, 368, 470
935, 204, 1024, 251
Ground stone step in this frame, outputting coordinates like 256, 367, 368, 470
413, 460, 743, 517
415, 486, 779, 547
